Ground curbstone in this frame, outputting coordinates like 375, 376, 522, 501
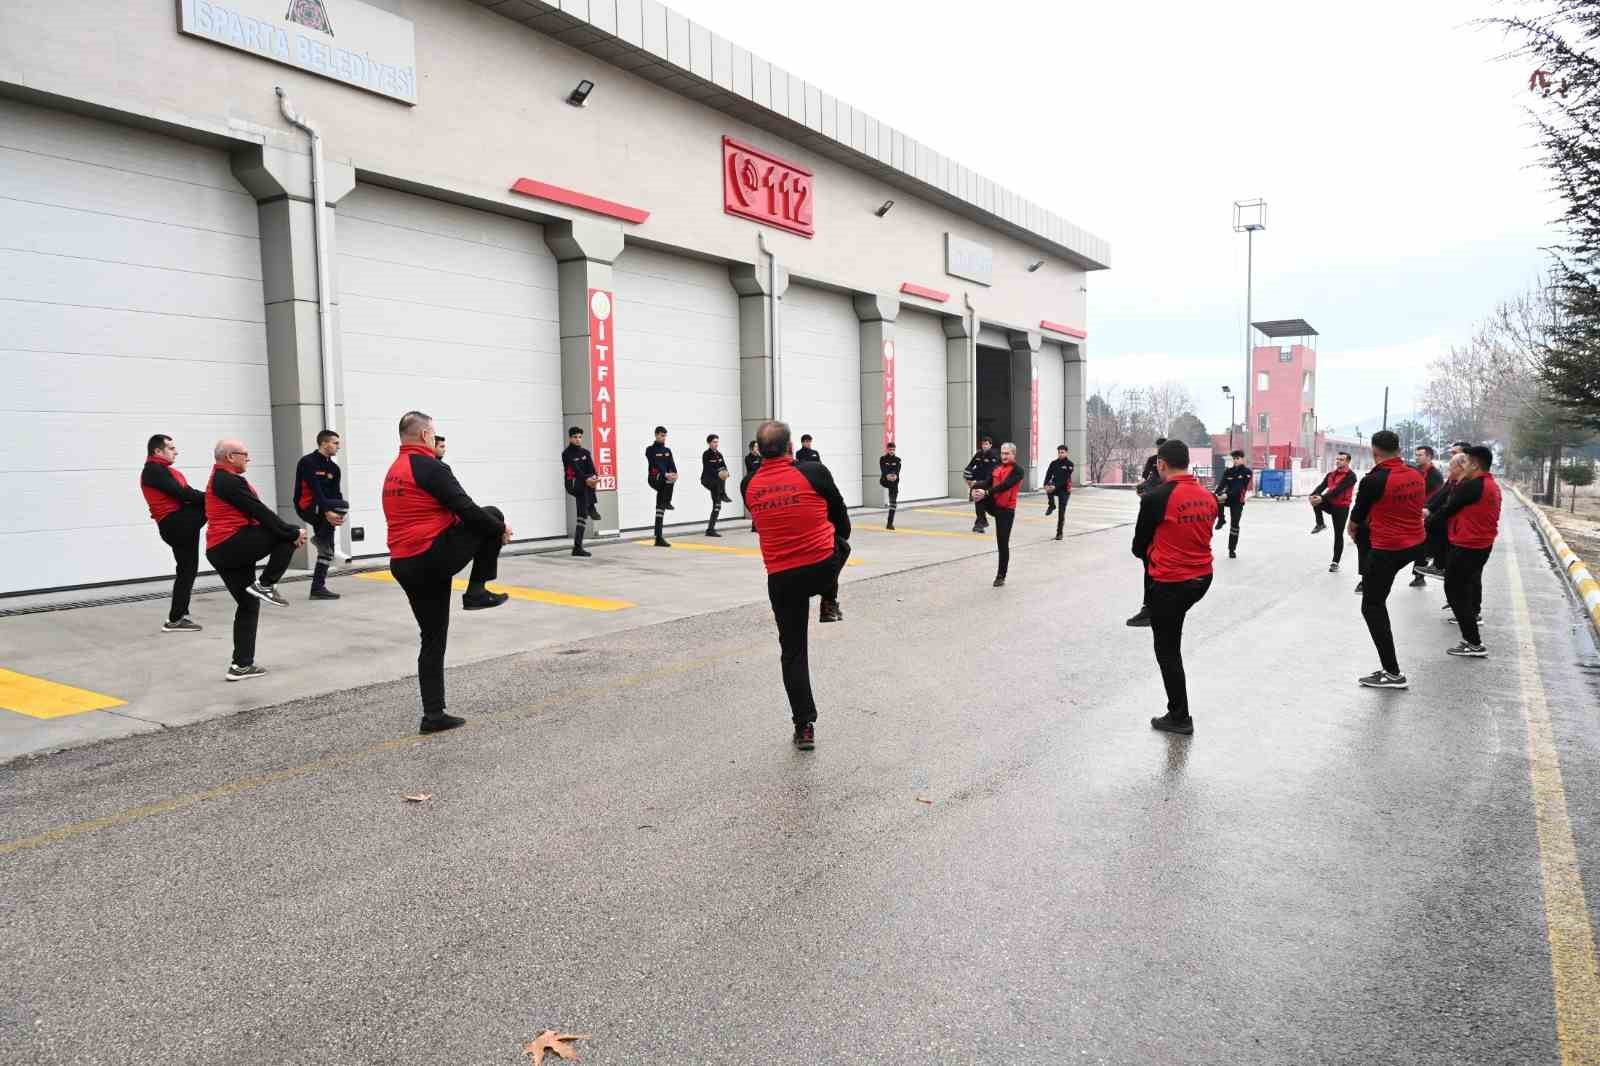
1511, 483, 1600, 636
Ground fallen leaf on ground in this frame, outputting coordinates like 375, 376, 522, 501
915, 797, 933, 805
523, 1030, 589, 1064
402, 793, 433, 803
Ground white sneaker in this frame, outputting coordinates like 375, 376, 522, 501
247, 582, 288, 608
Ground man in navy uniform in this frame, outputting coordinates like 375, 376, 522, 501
646, 426, 677, 547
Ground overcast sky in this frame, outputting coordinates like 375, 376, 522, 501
665, 0, 1560, 434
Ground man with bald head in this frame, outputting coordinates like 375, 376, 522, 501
205, 438, 306, 682
383, 410, 512, 734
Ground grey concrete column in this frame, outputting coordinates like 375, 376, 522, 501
230, 144, 355, 563
1007, 329, 1043, 480
853, 291, 900, 506
944, 310, 976, 500
732, 260, 789, 449
547, 219, 626, 536
1063, 342, 1087, 485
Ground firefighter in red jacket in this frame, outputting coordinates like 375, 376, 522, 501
1347, 429, 1428, 689
1131, 439, 1219, 735
740, 420, 851, 751
1426, 445, 1501, 658
1308, 450, 1358, 572
383, 410, 512, 734
141, 433, 207, 632
971, 442, 1025, 587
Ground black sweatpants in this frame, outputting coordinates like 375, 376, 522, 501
206, 527, 295, 667
1149, 574, 1213, 720
1314, 503, 1348, 564
1222, 500, 1244, 553
979, 497, 1016, 578
1420, 525, 1451, 574
1361, 544, 1424, 675
1355, 529, 1371, 576
1444, 545, 1492, 645
704, 482, 724, 531
571, 487, 595, 549
883, 482, 899, 524
157, 509, 205, 623
1053, 491, 1071, 535
651, 479, 675, 537
391, 508, 505, 717
766, 541, 850, 726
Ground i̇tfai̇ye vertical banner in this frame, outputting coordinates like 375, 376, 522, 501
882, 339, 896, 450
588, 289, 618, 491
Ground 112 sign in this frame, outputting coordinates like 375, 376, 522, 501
722, 136, 814, 238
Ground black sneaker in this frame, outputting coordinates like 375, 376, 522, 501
462, 590, 509, 611
247, 582, 288, 607
886, 521, 895, 531
1311, 523, 1326, 534
1328, 562, 1339, 573
1358, 670, 1408, 689
309, 587, 341, 601
1045, 504, 1055, 515
1354, 580, 1365, 594
793, 722, 815, 749
1125, 608, 1151, 627
1447, 641, 1488, 658
654, 536, 671, 547
705, 529, 722, 538
664, 502, 675, 511
1150, 714, 1194, 735
1228, 550, 1237, 559
993, 575, 1006, 587
819, 599, 842, 623
1418, 564, 1447, 578
1409, 573, 1427, 588
225, 663, 266, 682
162, 617, 202, 632
572, 547, 592, 557
419, 711, 466, 734
972, 523, 985, 533
1054, 532, 1063, 541
588, 506, 603, 520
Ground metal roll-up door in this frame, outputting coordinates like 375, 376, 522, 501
337, 184, 563, 551
0, 98, 271, 593
893, 310, 949, 501
1036, 342, 1066, 487
782, 283, 862, 505
612, 246, 742, 530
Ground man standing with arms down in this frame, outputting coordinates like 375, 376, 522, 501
701, 434, 731, 537
1347, 429, 1427, 689
1308, 451, 1357, 572
795, 434, 821, 463
205, 439, 306, 681
963, 435, 998, 533
384, 411, 511, 734
878, 441, 902, 530
1132, 439, 1218, 735
294, 429, 348, 601
562, 426, 602, 558
741, 420, 851, 751
1043, 444, 1075, 540
1427, 445, 1501, 658
646, 426, 677, 547
141, 434, 207, 632
1214, 449, 1252, 559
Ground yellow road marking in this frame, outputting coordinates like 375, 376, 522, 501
1507, 533, 1600, 1063
0, 668, 125, 719
355, 571, 634, 612
634, 540, 861, 564
857, 525, 988, 540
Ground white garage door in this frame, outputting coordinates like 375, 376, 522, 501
612, 245, 742, 531
782, 283, 861, 506
337, 184, 563, 552
0, 98, 271, 594
892, 310, 949, 501
1036, 343, 1066, 487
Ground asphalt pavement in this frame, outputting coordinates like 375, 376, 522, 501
3, 488, 1598, 1065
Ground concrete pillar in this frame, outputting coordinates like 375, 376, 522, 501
732, 259, 789, 449
1063, 342, 1087, 485
230, 144, 355, 563
853, 291, 900, 506
1007, 329, 1042, 477
546, 219, 626, 536
944, 310, 976, 500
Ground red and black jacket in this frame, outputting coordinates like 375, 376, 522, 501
1350, 457, 1426, 551
141, 456, 205, 524
1309, 467, 1356, 508
294, 450, 343, 517
645, 443, 676, 487
205, 465, 298, 550
1427, 472, 1501, 550
740, 455, 849, 575
383, 442, 506, 560
977, 461, 1025, 511
701, 448, 729, 490
1132, 473, 1218, 582
562, 444, 597, 497
1415, 462, 1444, 498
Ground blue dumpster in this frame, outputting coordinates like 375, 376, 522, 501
1257, 469, 1292, 498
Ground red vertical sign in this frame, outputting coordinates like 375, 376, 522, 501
881, 339, 896, 450
1030, 360, 1040, 481
588, 288, 618, 491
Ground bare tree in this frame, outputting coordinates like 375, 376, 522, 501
1416, 325, 1530, 444
1085, 384, 1124, 483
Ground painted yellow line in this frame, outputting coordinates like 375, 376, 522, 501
1506, 533, 1600, 1063
633, 540, 861, 564
856, 525, 988, 540
356, 571, 634, 612
0, 667, 125, 720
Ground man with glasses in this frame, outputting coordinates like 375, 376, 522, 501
205, 439, 306, 682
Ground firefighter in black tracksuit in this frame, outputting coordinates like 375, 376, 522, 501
647, 427, 677, 546
701, 435, 731, 537
1214, 455, 1252, 558
744, 441, 762, 533
562, 427, 601, 557
963, 439, 998, 532
879, 444, 902, 530
1043, 446, 1075, 539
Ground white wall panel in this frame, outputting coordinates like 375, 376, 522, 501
612, 245, 742, 530
781, 283, 862, 506
891, 310, 948, 502
0, 98, 271, 593
336, 184, 563, 551
1036, 342, 1066, 487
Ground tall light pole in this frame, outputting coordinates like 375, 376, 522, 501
1221, 385, 1235, 453
1233, 199, 1266, 464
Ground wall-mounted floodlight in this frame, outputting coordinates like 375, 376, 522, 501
1026, 259, 1045, 272
567, 79, 595, 107
874, 200, 895, 217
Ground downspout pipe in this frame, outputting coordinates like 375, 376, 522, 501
758, 232, 781, 417
274, 88, 337, 450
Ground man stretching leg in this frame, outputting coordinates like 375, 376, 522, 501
1308, 451, 1357, 572
1348, 430, 1427, 689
